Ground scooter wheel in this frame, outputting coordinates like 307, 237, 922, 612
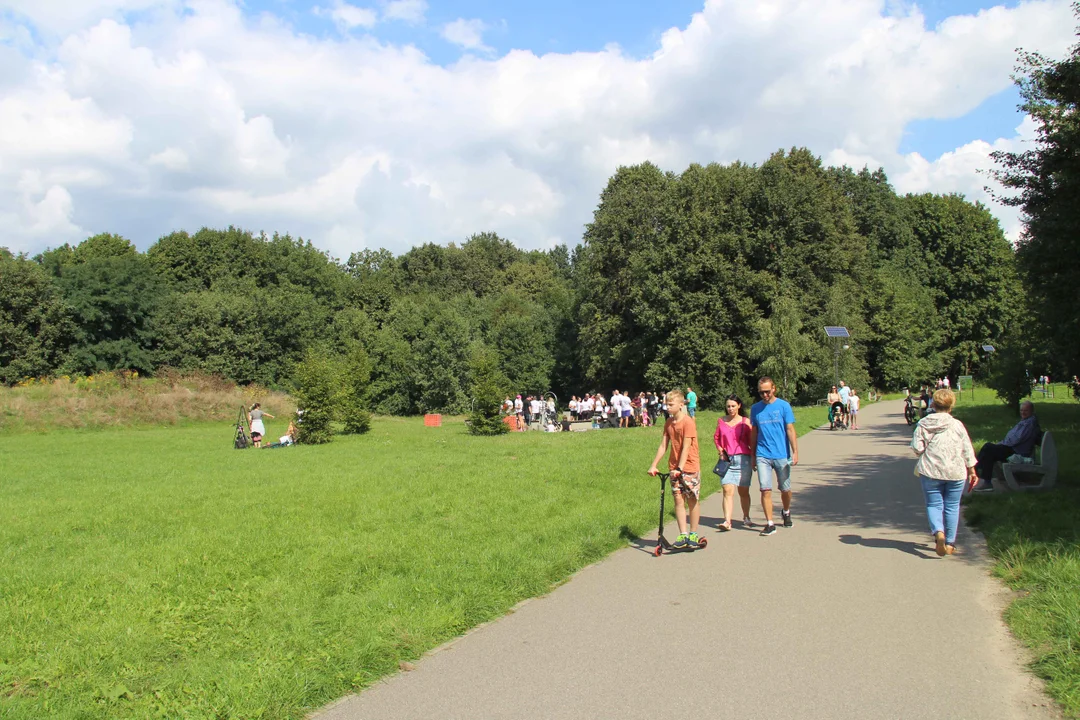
653, 545, 663, 557
697, 537, 708, 548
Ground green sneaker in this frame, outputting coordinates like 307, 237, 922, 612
687, 531, 701, 547
672, 533, 689, 549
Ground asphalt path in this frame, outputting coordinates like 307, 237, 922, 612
314, 400, 1058, 720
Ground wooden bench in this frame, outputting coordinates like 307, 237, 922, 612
990, 431, 1058, 492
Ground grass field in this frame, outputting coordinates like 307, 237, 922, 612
956, 387, 1080, 718
1, 400, 837, 720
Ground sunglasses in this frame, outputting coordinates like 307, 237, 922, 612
758, 389, 774, 395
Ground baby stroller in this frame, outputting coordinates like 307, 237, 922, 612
828, 401, 847, 430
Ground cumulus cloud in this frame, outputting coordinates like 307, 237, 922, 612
441, 18, 490, 51
382, 0, 427, 24
316, 0, 378, 30
0, 0, 1074, 259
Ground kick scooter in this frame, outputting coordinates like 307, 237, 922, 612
653, 472, 707, 556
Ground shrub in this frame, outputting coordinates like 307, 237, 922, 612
293, 348, 341, 444
467, 344, 510, 436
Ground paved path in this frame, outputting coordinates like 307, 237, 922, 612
315, 400, 1058, 720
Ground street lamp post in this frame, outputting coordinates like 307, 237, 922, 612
825, 326, 850, 388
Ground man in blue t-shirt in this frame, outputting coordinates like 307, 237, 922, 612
749, 376, 799, 536
838, 381, 851, 424
685, 387, 698, 417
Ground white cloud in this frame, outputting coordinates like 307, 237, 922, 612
441, 18, 490, 51
382, 0, 427, 24
317, 0, 378, 30
0, 0, 1074, 259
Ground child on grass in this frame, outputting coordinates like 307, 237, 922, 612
648, 390, 701, 549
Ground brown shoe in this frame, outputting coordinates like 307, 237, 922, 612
934, 532, 947, 557
945, 545, 956, 555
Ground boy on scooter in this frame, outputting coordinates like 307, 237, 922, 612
647, 390, 702, 549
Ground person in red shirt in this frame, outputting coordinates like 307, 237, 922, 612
648, 390, 701, 549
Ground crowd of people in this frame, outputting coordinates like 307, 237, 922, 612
500, 387, 701, 431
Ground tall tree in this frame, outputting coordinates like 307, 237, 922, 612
991, 6, 1080, 374
902, 194, 1021, 377
0, 251, 75, 384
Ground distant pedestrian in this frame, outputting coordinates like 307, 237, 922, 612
848, 389, 861, 430
749, 377, 798, 536
686, 386, 698, 418
713, 394, 753, 531
910, 389, 977, 557
838, 381, 851, 425
648, 390, 702, 549
248, 403, 274, 448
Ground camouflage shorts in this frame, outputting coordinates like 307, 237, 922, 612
671, 471, 701, 500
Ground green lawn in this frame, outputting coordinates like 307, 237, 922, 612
0, 411, 745, 719
956, 387, 1080, 718
0, 401, 834, 720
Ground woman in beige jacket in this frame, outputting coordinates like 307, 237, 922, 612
910, 389, 978, 556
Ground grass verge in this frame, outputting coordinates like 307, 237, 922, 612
957, 388, 1080, 718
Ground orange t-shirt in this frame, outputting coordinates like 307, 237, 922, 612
665, 414, 700, 473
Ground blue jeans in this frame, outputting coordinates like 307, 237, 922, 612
920, 476, 965, 545
756, 457, 792, 492
688, 407, 696, 417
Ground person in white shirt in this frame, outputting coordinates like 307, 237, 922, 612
569, 396, 579, 420
848, 388, 861, 430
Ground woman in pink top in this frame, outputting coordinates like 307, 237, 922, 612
713, 394, 754, 531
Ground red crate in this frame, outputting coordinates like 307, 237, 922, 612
424, 414, 442, 427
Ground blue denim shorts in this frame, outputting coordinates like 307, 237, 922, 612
721, 454, 753, 487
756, 456, 792, 492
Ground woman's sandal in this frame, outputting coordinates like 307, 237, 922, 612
934, 532, 947, 557
742, 517, 756, 529
718, 522, 732, 532
945, 545, 956, 555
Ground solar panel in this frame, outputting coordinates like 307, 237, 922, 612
824, 326, 850, 338
982, 345, 996, 353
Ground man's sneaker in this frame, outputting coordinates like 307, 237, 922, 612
759, 523, 777, 537
672, 533, 689, 549
687, 531, 701, 547
782, 511, 793, 528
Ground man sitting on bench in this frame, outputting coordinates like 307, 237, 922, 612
973, 401, 1040, 491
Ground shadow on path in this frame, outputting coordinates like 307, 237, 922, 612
838, 533, 936, 559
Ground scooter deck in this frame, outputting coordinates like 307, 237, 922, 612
654, 534, 708, 556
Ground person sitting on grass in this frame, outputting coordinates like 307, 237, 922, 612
279, 418, 299, 446
972, 401, 1040, 491
647, 390, 702, 549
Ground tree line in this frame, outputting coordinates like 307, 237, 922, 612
0, 148, 1026, 412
